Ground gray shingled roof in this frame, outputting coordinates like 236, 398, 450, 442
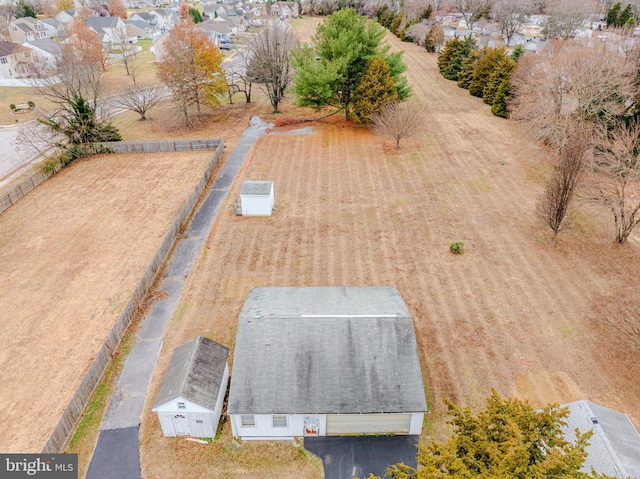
228, 287, 427, 415
26, 39, 62, 57
153, 336, 229, 411
240, 181, 272, 196
562, 400, 640, 479
0, 40, 20, 57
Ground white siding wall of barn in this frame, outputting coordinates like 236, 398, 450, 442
230, 412, 424, 440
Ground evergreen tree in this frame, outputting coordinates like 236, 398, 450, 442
606, 2, 621, 27
483, 56, 515, 105
511, 43, 524, 62
189, 7, 203, 23
292, 9, 409, 120
491, 78, 511, 117
372, 391, 617, 479
457, 47, 487, 90
16, 1, 37, 18
442, 36, 476, 81
618, 4, 633, 27
351, 57, 398, 123
390, 13, 404, 36
438, 37, 463, 72
468, 47, 508, 98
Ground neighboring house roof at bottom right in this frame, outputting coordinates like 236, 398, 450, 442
562, 400, 640, 478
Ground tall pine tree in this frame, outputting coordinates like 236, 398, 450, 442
351, 57, 398, 123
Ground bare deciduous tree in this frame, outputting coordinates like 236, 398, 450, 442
544, 0, 593, 39
511, 41, 636, 149
583, 122, 640, 243
246, 22, 296, 114
454, 0, 492, 31
112, 23, 137, 82
370, 101, 423, 149
492, 0, 530, 45
593, 289, 640, 350
537, 126, 591, 244
113, 84, 164, 120
225, 50, 252, 104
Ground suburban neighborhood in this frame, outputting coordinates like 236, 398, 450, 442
2, 0, 640, 478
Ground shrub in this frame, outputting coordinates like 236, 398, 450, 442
450, 241, 464, 254
41, 160, 61, 174
9, 103, 15, 110
27, 100, 35, 108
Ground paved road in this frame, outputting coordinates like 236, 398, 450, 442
0, 126, 23, 180
304, 436, 420, 479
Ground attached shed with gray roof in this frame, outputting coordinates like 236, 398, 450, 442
562, 400, 640, 478
152, 336, 229, 438
228, 286, 427, 440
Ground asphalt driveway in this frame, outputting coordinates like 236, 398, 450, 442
304, 436, 419, 479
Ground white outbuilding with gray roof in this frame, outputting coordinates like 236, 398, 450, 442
236, 180, 274, 215
228, 286, 428, 440
152, 336, 229, 439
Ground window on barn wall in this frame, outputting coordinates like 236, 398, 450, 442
273, 415, 287, 427
177, 402, 186, 409
195, 420, 203, 424
241, 414, 255, 426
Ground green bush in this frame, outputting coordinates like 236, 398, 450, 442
27, 100, 35, 108
450, 241, 464, 254
9, 103, 15, 110
41, 160, 61, 174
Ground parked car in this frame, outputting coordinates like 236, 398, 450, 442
219, 43, 232, 50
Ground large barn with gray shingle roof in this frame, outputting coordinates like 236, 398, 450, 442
228, 286, 427, 440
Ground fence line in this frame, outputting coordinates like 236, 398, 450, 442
41, 140, 224, 453
0, 139, 223, 215
100, 139, 223, 154
0, 167, 60, 214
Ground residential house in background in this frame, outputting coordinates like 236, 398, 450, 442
125, 20, 157, 39
86, 16, 127, 49
23, 38, 62, 70
228, 287, 428, 440
269, 1, 298, 18
149, 8, 176, 31
197, 18, 230, 44
9, 17, 52, 43
40, 18, 60, 37
0, 41, 30, 79
55, 9, 76, 25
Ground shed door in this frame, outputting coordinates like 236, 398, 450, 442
326, 414, 411, 435
173, 414, 190, 436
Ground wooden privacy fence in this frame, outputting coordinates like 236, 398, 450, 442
100, 139, 223, 153
41, 140, 225, 453
1, 167, 58, 214
0, 139, 223, 215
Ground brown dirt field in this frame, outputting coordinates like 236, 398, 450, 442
0, 150, 215, 453
139, 21, 640, 478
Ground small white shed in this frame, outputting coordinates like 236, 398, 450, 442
236, 181, 274, 216
152, 336, 229, 439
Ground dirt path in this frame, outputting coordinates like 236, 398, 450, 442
140, 23, 640, 478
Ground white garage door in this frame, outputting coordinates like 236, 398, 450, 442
326, 414, 411, 435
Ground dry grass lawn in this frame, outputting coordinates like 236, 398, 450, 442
0, 150, 215, 453
139, 18, 640, 479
